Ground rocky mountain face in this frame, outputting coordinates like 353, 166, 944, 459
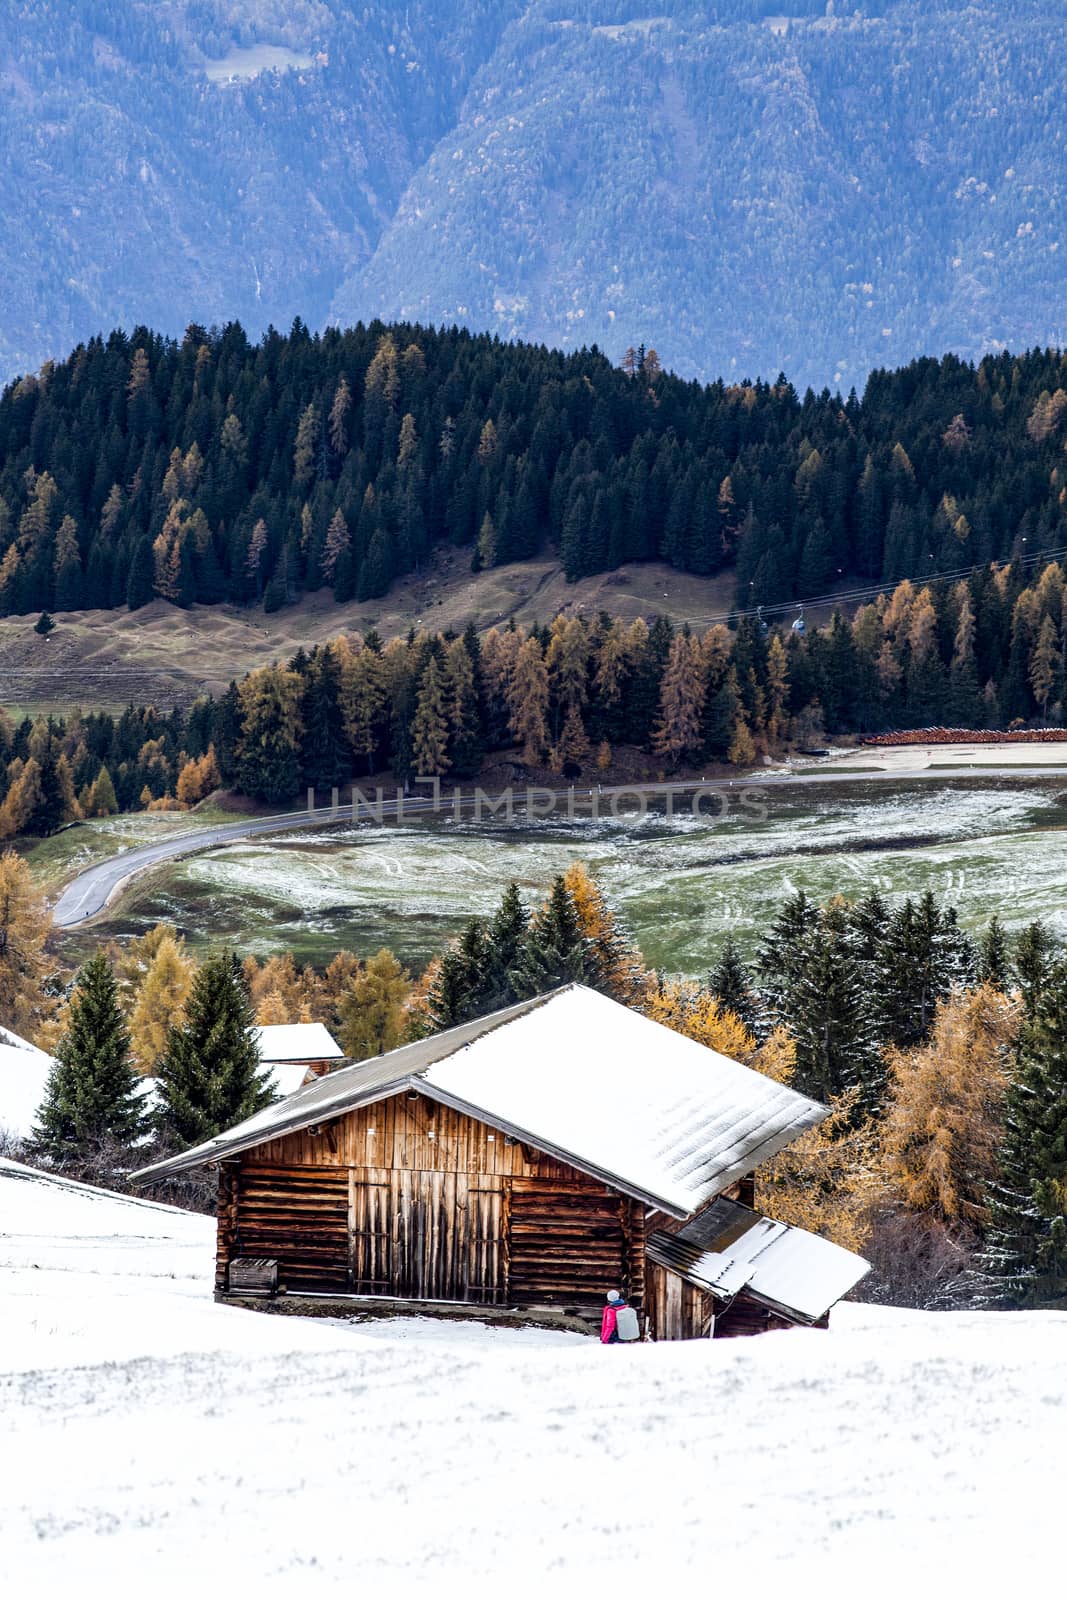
3, 1, 1064, 389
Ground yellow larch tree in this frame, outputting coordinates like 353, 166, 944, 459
563, 862, 645, 1004
256, 989, 291, 1026
507, 635, 549, 765
756, 1092, 882, 1255
0, 850, 52, 1039
337, 949, 411, 1061
879, 983, 1021, 1229
129, 932, 196, 1073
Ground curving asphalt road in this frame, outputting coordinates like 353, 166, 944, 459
50, 764, 1067, 929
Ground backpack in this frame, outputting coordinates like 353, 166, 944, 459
615, 1304, 640, 1342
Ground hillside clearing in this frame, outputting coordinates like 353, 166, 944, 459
0, 556, 737, 716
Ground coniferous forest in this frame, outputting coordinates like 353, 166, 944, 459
3, 323, 1067, 621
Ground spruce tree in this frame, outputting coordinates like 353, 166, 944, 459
757, 889, 819, 1025
301, 645, 348, 793
33, 952, 144, 1164
1015, 920, 1055, 1019
977, 915, 1011, 990
485, 882, 529, 1008
510, 876, 597, 997
849, 889, 891, 965
155, 949, 272, 1148
445, 630, 486, 778
428, 918, 491, 1029
982, 959, 1067, 1308
26, 740, 67, 836
781, 904, 885, 1115
707, 936, 758, 1034
881, 892, 974, 1048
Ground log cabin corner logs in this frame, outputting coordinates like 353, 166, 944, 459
215, 1095, 645, 1313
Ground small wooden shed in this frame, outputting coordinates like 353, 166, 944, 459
646, 1197, 870, 1338
253, 1022, 345, 1094
134, 986, 868, 1336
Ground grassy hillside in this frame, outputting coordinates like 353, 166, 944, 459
0, 553, 736, 715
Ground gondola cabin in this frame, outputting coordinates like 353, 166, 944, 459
134, 986, 869, 1336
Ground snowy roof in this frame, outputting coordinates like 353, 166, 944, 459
265, 1060, 314, 1096
0, 1032, 54, 1141
646, 1197, 870, 1324
134, 986, 828, 1216
253, 1023, 344, 1064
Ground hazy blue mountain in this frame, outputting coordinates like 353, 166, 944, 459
0, 1, 517, 379
3, 1, 1065, 389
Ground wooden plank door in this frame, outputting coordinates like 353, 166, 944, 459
349, 1169, 505, 1303
349, 1167, 392, 1295
466, 1179, 506, 1304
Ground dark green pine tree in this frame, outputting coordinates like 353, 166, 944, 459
848, 889, 893, 1036
33, 952, 144, 1164
448, 623, 487, 778
428, 918, 492, 1030
781, 904, 885, 1116
701, 673, 740, 763
155, 950, 273, 1149
211, 682, 243, 786
707, 935, 759, 1035
510, 876, 596, 998
942, 905, 977, 988
848, 888, 891, 964
977, 914, 1012, 990
485, 882, 530, 1009
880, 891, 975, 1048
982, 959, 1067, 1308
25, 739, 67, 836
1015, 920, 1055, 1019
301, 644, 349, 793
757, 889, 820, 1027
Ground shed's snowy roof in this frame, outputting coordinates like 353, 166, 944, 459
647, 1197, 870, 1323
253, 1023, 344, 1064
267, 1060, 314, 1096
0, 1031, 54, 1140
134, 986, 827, 1214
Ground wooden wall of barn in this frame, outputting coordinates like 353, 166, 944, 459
645, 1260, 715, 1341
216, 1094, 645, 1312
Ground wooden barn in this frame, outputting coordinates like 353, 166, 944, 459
134, 986, 869, 1337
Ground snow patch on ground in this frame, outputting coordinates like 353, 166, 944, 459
1, 1158, 1064, 1590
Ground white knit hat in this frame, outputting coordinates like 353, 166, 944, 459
606, 1289, 622, 1303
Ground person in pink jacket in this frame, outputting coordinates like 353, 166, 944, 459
601, 1288, 639, 1343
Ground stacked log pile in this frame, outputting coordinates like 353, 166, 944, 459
860, 727, 1067, 746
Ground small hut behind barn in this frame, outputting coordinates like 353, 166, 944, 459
134, 986, 869, 1337
253, 1023, 345, 1094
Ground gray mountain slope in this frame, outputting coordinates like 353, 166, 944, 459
4, 1, 1065, 389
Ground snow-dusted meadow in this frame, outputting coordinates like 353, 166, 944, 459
1, 1158, 1063, 1592
94, 777, 1067, 971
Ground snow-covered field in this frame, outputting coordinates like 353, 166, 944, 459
1, 1159, 1063, 1592
821, 740, 1067, 770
